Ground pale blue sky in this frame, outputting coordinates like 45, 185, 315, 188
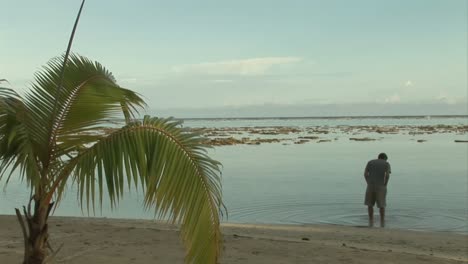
1, 0, 466, 116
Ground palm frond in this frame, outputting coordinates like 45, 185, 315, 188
23, 54, 146, 164
65, 116, 224, 264
0, 88, 41, 188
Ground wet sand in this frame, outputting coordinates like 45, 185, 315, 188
0, 215, 466, 263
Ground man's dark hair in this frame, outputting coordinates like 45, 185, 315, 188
378, 153, 388, 160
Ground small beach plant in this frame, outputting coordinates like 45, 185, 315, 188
0, 1, 224, 264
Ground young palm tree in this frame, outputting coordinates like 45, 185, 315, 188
0, 54, 224, 264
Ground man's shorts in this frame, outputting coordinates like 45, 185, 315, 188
364, 184, 387, 208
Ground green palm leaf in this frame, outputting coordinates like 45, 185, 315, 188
0, 87, 41, 187
63, 116, 223, 264
25, 54, 146, 161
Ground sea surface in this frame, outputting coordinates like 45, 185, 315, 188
1, 116, 467, 234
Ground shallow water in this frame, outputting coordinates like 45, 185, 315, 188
217, 140, 467, 233
1, 117, 467, 233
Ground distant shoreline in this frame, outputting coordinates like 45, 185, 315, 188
105, 115, 468, 123
179, 115, 468, 121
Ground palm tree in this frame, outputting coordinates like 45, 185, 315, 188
0, 54, 224, 264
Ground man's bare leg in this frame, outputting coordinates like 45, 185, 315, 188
379, 207, 385, 227
368, 206, 374, 227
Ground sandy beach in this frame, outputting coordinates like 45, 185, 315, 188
0, 215, 466, 263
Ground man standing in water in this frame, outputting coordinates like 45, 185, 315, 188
364, 153, 391, 227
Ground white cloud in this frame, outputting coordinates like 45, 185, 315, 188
384, 94, 401, 103
404, 80, 413, 87
210, 79, 234, 83
436, 94, 447, 101
172, 57, 302, 76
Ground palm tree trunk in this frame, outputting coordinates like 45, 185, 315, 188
16, 198, 54, 264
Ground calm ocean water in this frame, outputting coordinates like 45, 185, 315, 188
1, 116, 467, 233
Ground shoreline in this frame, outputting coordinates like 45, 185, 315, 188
1, 215, 466, 263
179, 114, 468, 121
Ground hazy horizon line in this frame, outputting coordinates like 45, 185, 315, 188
177, 114, 468, 120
